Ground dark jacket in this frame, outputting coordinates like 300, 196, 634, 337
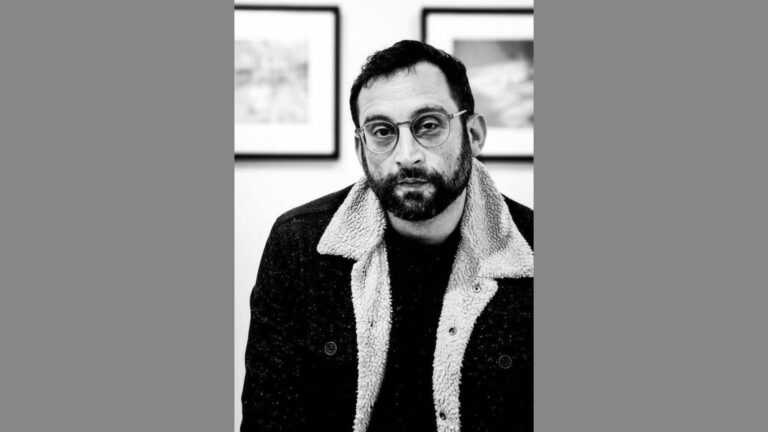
242, 161, 534, 432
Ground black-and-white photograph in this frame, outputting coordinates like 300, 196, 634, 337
424, 8, 534, 160
235, 39, 309, 124
236, 3, 534, 432
234, 5, 338, 158
455, 40, 534, 128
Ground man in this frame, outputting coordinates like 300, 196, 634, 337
241, 40, 534, 432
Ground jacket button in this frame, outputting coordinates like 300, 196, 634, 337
498, 354, 513, 369
448, 327, 457, 336
324, 341, 338, 356
439, 411, 447, 420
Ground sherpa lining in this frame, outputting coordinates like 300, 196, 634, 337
317, 159, 534, 432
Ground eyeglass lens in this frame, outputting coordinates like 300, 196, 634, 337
362, 112, 451, 152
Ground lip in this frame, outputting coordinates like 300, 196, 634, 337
398, 178, 428, 184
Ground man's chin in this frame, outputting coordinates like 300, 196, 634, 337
390, 205, 435, 221
385, 194, 437, 221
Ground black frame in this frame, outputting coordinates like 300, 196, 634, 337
422, 8, 534, 162
235, 5, 340, 160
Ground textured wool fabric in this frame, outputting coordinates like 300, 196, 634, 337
241, 159, 534, 432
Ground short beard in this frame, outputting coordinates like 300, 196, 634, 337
362, 131, 473, 222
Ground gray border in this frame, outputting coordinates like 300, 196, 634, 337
0, 1, 232, 430
3, 0, 768, 430
537, 1, 768, 430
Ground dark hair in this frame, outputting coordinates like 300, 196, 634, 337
349, 40, 474, 128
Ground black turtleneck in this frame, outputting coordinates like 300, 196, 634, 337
366, 224, 461, 432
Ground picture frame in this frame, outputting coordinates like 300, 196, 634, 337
235, 5, 339, 159
422, 8, 534, 161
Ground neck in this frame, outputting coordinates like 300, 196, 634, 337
387, 189, 467, 245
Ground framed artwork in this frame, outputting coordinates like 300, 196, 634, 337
235, 5, 339, 159
423, 8, 534, 161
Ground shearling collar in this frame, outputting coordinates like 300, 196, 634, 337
317, 159, 533, 279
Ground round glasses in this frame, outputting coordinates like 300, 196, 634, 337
356, 110, 467, 154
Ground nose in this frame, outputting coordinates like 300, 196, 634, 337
393, 125, 423, 167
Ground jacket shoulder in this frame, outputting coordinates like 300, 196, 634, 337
276, 184, 353, 225
272, 184, 354, 235
502, 195, 533, 249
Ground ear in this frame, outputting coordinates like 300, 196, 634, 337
465, 113, 487, 157
354, 135, 365, 167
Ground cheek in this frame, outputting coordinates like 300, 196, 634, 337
365, 154, 395, 177
428, 146, 461, 173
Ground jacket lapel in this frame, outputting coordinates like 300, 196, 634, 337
318, 180, 390, 432
431, 160, 533, 432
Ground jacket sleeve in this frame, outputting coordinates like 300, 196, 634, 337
241, 221, 308, 431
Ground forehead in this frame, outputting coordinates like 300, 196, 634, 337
357, 62, 458, 123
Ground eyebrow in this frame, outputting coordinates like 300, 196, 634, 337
362, 105, 450, 125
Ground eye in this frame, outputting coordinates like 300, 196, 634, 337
414, 115, 443, 135
368, 123, 395, 139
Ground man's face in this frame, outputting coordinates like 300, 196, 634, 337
357, 62, 473, 221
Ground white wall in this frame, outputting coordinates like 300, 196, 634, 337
234, 0, 533, 427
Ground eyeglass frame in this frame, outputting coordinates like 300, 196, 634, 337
355, 109, 468, 154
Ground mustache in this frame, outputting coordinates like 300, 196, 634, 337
392, 167, 431, 182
